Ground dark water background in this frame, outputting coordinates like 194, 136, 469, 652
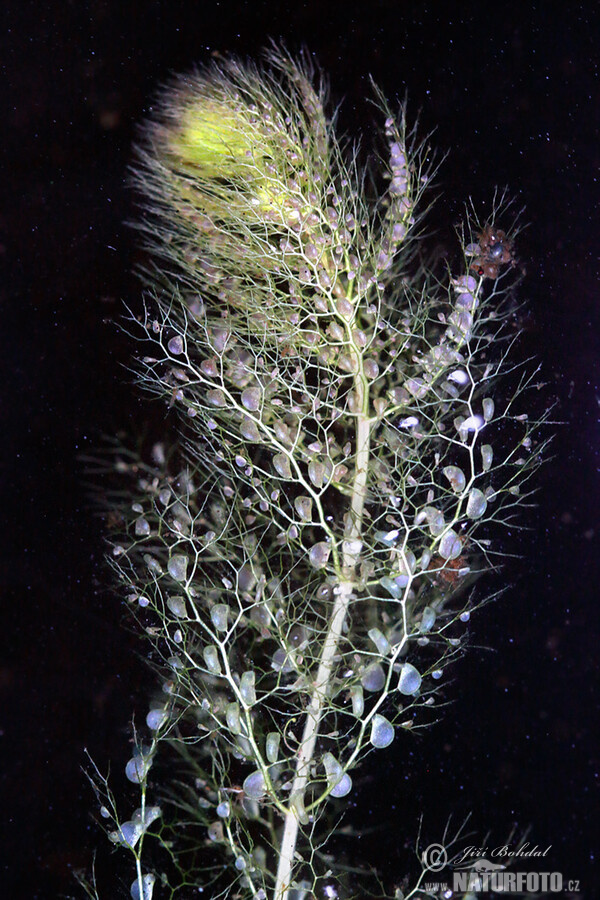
3, 2, 598, 897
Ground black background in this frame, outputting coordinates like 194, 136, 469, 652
2, 2, 599, 897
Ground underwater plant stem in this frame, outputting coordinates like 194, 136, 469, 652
274, 369, 371, 900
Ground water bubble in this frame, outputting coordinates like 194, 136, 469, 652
448, 369, 469, 385
443, 466, 466, 493
420, 549, 432, 570
361, 662, 386, 692
431, 669, 443, 680
439, 530, 462, 560
238, 564, 256, 593
167, 596, 187, 618
375, 529, 400, 547
240, 417, 261, 441
398, 549, 416, 575
209, 328, 230, 354
482, 397, 495, 421
350, 684, 364, 717
273, 453, 292, 479
380, 576, 402, 598
330, 773, 352, 798
420, 606, 436, 633
308, 460, 326, 488
168, 335, 184, 355
271, 648, 294, 673
201, 358, 218, 377
207, 389, 227, 407
138, 806, 161, 828
481, 443, 493, 472
322, 752, 343, 787
368, 628, 391, 656
370, 714, 395, 749
125, 752, 152, 784
203, 645, 222, 674
458, 414, 484, 437
398, 415, 419, 429
168, 554, 188, 582
398, 663, 421, 695
241, 387, 261, 411
117, 821, 143, 847
135, 517, 151, 536
240, 671, 256, 706
208, 821, 224, 842
289, 624, 309, 648
167, 656, 183, 672
466, 488, 487, 519
226, 702, 242, 734
130, 874, 155, 900
243, 770, 266, 800
309, 541, 331, 569
146, 707, 168, 730
210, 604, 229, 632
290, 790, 309, 825
364, 358, 380, 380
460, 610, 471, 622
336, 298, 354, 319
321, 751, 353, 796
144, 555, 163, 575
419, 507, 445, 537
294, 495, 313, 521
266, 732, 280, 763
343, 538, 363, 558
168, 655, 183, 670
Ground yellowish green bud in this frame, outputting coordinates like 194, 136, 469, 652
166, 99, 261, 179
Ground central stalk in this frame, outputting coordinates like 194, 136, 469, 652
274, 366, 371, 900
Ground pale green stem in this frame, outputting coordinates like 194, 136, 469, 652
274, 365, 370, 900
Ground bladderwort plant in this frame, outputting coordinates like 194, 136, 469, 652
80, 48, 547, 900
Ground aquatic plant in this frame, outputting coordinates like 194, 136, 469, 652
80, 47, 545, 900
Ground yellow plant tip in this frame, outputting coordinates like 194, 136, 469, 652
167, 99, 257, 177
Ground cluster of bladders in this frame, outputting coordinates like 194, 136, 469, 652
467, 225, 516, 280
